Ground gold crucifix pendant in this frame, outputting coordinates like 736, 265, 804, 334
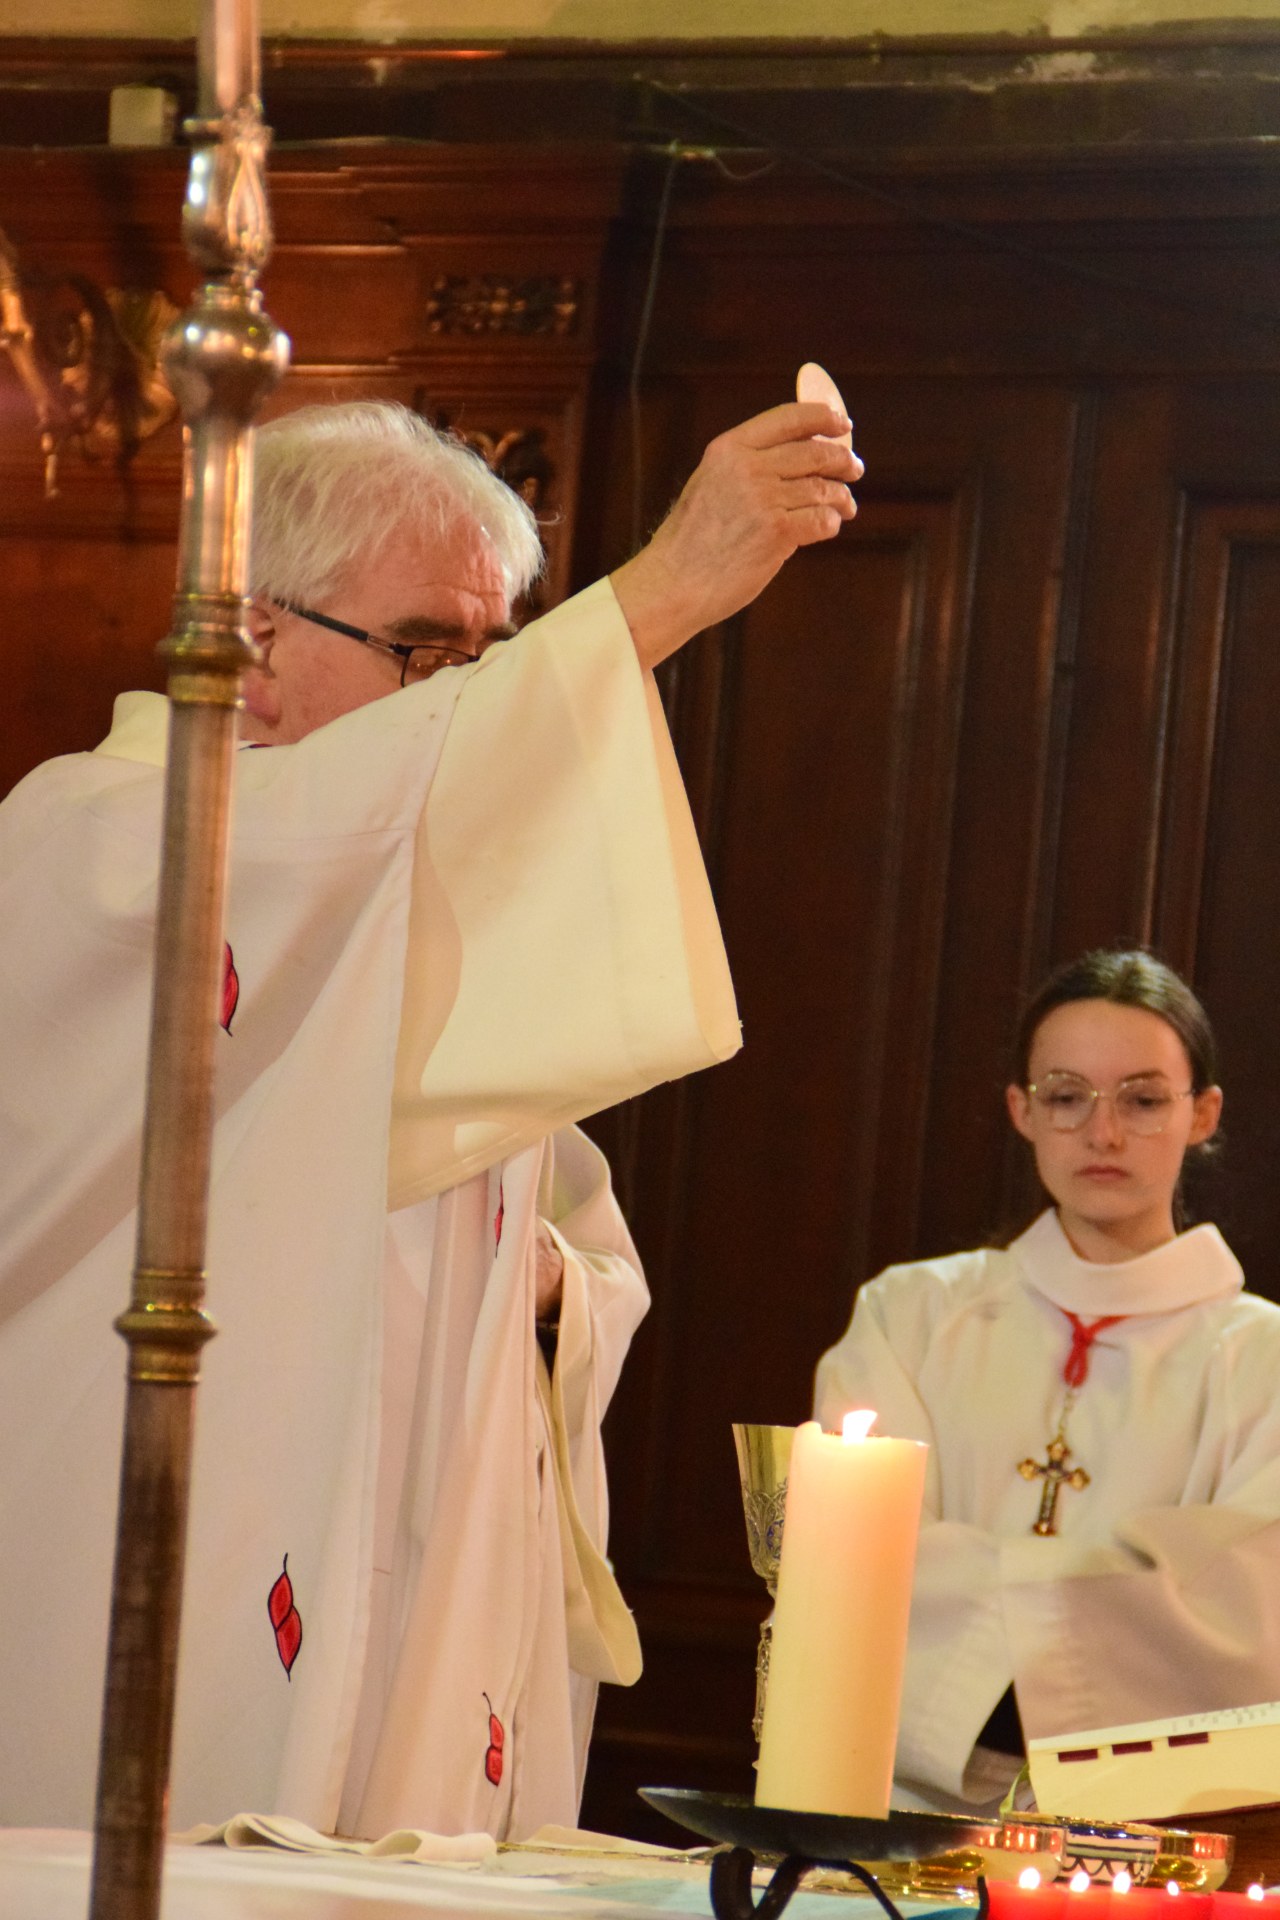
1018, 1433, 1090, 1536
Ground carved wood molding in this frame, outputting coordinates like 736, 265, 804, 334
6, 35, 1280, 162
424, 272, 580, 338
413, 406, 558, 515
407, 396, 565, 613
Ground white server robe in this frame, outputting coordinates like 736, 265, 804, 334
0, 578, 740, 1839
814, 1210, 1280, 1812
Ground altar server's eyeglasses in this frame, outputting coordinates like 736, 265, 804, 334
1025, 1071, 1195, 1135
277, 601, 510, 685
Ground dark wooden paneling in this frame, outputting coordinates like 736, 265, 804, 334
1155, 487, 1280, 1269
9, 33, 1280, 160
6, 129, 1280, 1843
584, 378, 1090, 1830
1192, 531, 1280, 1277
580, 162, 1280, 1836
0, 471, 178, 793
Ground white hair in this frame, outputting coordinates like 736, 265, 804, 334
250, 401, 545, 605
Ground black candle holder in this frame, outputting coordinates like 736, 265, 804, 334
640, 1788, 994, 1920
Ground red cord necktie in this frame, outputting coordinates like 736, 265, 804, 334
1061, 1310, 1127, 1387
1017, 1311, 1127, 1535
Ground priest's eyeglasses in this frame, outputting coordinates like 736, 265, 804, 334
1025, 1071, 1195, 1135
277, 601, 491, 685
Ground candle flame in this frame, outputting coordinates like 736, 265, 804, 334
1018, 1869, 1041, 1890
1113, 1872, 1132, 1894
1248, 1888, 1265, 1903
842, 1409, 877, 1442
1167, 1884, 1181, 1898
1070, 1870, 1091, 1893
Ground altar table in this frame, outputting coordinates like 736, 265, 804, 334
0, 1829, 958, 1920
2, 1830, 1277, 1920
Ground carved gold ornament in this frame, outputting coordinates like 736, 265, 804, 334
426, 273, 580, 337
0, 225, 179, 496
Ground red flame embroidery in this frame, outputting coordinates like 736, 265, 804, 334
220, 942, 240, 1034
493, 1185, 504, 1255
267, 1555, 303, 1679
483, 1692, 504, 1786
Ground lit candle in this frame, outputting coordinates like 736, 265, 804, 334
754, 1414, 927, 1817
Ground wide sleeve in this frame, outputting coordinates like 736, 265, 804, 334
388, 578, 741, 1206
815, 1288, 1017, 1802
539, 1124, 650, 1473
1002, 1346, 1280, 1744
533, 1125, 648, 1687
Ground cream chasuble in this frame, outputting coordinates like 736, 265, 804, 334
0, 578, 738, 1837
815, 1210, 1280, 1813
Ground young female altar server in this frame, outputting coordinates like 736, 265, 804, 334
815, 951, 1280, 1814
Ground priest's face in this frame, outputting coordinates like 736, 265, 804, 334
1005, 1000, 1222, 1260
241, 514, 514, 744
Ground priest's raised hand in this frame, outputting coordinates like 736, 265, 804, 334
610, 399, 863, 672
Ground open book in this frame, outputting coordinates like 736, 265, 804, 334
1030, 1702, 1280, 1820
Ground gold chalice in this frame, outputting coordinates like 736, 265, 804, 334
731, 1423, 794, 1743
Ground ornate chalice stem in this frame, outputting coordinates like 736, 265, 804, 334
752, 1603, 774, 1745
87, 3, 288, 1916
732, 1424, 794, 1750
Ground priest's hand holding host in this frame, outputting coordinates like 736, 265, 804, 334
609, 399, 861, 668
0, 393, 861, 1842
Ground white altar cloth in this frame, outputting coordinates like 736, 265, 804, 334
0, 1829, 979, 1920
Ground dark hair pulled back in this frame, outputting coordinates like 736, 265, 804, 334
1012, 949, 1218, 1093
1010, 949, 1220, 1231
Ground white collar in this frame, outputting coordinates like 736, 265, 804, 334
92, 691, 169, 768
92, 691, 274, 768
1010, 1209, 1243, 1317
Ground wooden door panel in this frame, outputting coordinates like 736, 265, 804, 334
588, 376, 1084, 1833
1157, 495, 1280, 1277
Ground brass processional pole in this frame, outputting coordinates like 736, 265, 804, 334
88, 0, 288, 1914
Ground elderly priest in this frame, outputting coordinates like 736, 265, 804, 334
0, 395, 861, 1841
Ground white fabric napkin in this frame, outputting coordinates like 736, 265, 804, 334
174, 1811, 497, 1863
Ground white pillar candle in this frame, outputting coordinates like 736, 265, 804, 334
755, 1413, 927, 1818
